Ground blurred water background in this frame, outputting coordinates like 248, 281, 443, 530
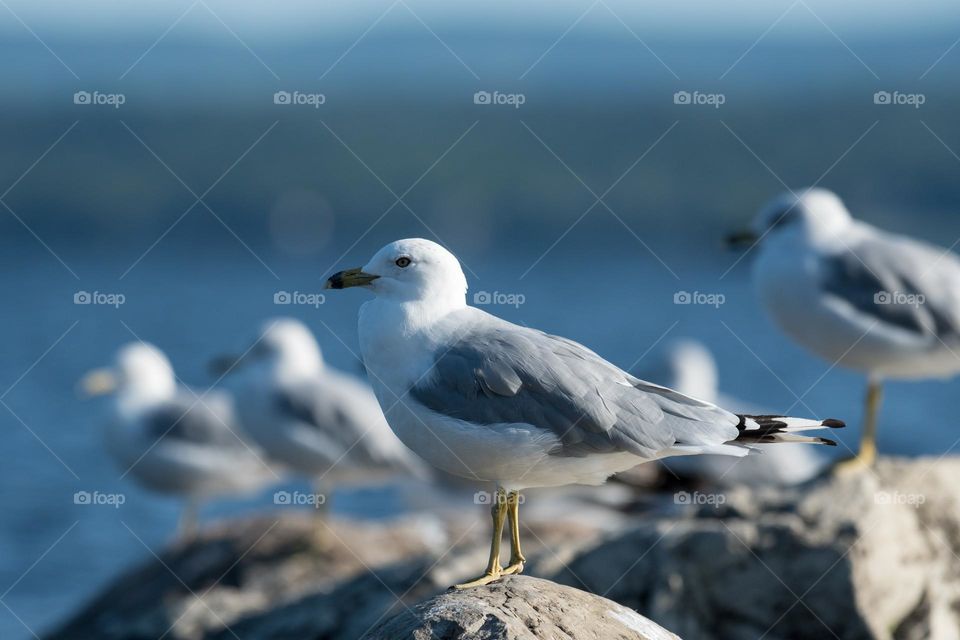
3, 1, 960, 636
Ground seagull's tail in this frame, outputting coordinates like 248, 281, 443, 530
732, 414, 845, 447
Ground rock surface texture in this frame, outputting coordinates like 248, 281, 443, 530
45, 512, 603, 640
556, 457, 960, 640
46, 458, 960, 640
362, 576, 679, 640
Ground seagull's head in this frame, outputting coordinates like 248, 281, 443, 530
257, 318, 323, 374
660, 340, 719, 402
728, 188, 854, 249
79, 342, 176, 402
326, 238, 467, 307
210, 318, 323, 380
633, 339, 718, 403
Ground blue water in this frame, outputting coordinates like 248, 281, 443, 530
2, 236, 958, 638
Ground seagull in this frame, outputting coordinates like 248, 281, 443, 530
80, 342, 274, 535
211, 318, 427, 493
325, 238, 844, 588
729, 188, 960, 470
634, 339, 829, 486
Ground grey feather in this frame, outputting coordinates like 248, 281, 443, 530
410, 312, 740, 459
142, 394, 244, 450
820, 230, 960, 339
275, 372, 419, 471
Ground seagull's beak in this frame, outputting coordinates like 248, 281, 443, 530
78, 368, 117, 397
325, 267, 380, 290
725, 230, 759, 250
208, 354, 242, 377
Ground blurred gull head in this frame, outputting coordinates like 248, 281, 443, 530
634, 339, 718, 403
80, 342, 176, 404
729, 187, 854, 248
257, 317, 323, 377
211, 317, 323, 381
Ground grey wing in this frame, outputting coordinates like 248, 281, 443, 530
142, 395, 243, 450
410, 315, 740, 459
820, 231, 960, 339
273, 383, 356, 457
274, 387, 324, 430
274, 375, 403, 468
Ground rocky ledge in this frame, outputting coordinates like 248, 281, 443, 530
45, 457, 960, 640
556, 457, 960, 640
362, 576, 679, 639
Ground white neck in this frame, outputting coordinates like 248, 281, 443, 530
358, 295, 464, 393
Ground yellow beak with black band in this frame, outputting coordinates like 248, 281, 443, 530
78, 368, 118, 397
324, 267, 380, 289
208, 354, 242, 377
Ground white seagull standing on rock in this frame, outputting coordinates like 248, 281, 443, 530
729, 188, 960, 471
325, 238, 844, 588
212, 318, 427, 493
80, 342, 275, 535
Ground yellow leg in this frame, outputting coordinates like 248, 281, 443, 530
453, 488, 507, 589
835, 379, 882, 474
502, 491, 526, 576
178, 497, 199, 539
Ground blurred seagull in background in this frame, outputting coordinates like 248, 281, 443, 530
80, 342, 275, 536
730, 188, 960, 471
325, 238, 844, 589
212, 318, 427, 495
634, 339, 829, 486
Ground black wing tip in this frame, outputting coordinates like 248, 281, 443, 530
818, 437, 838, 446
822, 418, 846, 429
735, 414, 787, 429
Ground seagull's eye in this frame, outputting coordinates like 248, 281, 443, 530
395, 256, 412, 268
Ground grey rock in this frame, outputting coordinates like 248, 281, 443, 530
47, 458, 960, 640
361, 575, 680, 640
208, 559, 442, 640
45, 511, 602, 640
554, 457, 960, 640
45, 515, 444, 640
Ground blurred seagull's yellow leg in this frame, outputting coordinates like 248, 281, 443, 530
454, 488, 506, 589
178, 498, 199, 540
502, 491, 526, 576
835, 379, 882, 474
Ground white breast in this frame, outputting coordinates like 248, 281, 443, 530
358, 299, 435, 402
